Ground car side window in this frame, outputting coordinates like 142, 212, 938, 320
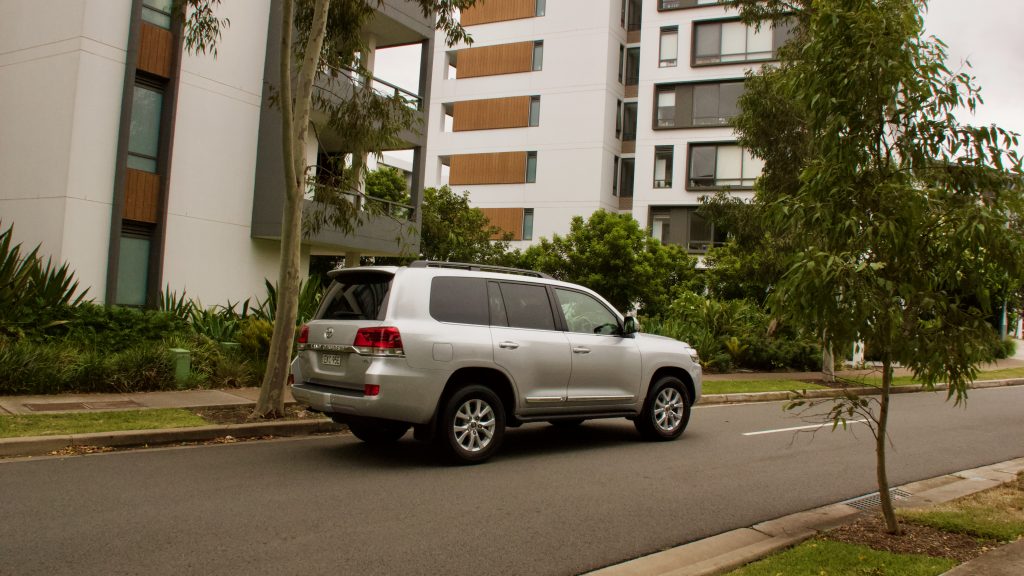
487, 281, 509, 327
430, 277, 488, 325
498, 282, 556, 331
555, 289, 621, 335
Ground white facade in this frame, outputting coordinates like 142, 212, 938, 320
1, 0, 431, 306
0, 0, 133, 299
425, 0, 626, 249
426, 0, 776, 252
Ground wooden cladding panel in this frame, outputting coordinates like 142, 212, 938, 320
138, 23, 174, 78
480, 208, 525, 241
461, 0, 536, 26
124, 169, 161, 223
453, 96, 531, 131
449, 152, 527, 185
458, 42, 533, 79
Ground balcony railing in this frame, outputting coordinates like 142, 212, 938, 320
321, 64, 422, 110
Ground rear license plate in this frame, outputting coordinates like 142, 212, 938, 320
320, 354, 343, 366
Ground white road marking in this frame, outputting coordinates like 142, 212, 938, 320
743, 419, 869, 436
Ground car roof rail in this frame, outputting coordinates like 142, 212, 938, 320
408, 260, 553, 279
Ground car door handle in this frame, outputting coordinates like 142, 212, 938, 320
498, 341, 520, 350
572, 347, 591, 354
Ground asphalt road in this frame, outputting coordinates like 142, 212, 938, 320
2, 386, 1022, 576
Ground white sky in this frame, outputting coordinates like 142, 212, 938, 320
371, 1, 1024, 152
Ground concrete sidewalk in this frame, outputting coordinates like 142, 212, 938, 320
702, 354, 1024, 381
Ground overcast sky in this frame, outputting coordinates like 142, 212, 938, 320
372, 0, 1023, 152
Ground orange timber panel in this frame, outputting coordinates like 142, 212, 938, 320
138, 23, 174, 78
458, 42, 533, 79
124, 169, 161, 223
449, 152, 527, 185
461, 0, 536, 26
453, 96, 531, 131
480, 208, 525, 241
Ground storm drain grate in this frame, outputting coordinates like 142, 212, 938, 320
844, 489, 913, 511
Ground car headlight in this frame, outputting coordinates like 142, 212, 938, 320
687, 348, 700, 364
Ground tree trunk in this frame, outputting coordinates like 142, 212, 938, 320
876, 358, 901, 534
821, 330, 835, 383
254, 0, 331, 419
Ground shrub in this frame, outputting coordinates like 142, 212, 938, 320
236, 317, 274, 360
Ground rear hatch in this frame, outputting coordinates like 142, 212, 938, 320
298, 268, 396, 391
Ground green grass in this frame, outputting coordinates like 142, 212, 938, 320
724, 540, 955, 576
703, 379, 827, 395
0, 409, 208, 438
843, 367, 1024, 388
901, 478, 1024, 542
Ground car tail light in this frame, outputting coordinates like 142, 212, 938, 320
364, 384, 380, 396
297, 325, 309, 350
353, 327, 405, 357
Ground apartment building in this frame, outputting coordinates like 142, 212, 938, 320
0, 0, 434, 306
425, 0, 790, 252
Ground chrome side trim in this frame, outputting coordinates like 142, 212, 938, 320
566, 395, 636, 403
525, 396, 566, 404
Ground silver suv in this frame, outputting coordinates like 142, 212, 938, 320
290, 261, 702, 463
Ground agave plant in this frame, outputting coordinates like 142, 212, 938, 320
0, 222, 88, 331
158, 286, 195, 321
253, 276, 324, 325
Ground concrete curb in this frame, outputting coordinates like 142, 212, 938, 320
698, 378, 1024, 406
0, 419, 345, 458
587, 457, 1024, 576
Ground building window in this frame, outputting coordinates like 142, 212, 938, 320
687, 143, 763, 190
522, 208, 534, 240
627, 0, 642, 31
656, 87, 676, 128
615, 100, 622, 137
659, 0, 724, 10
526, 152, 538, 183
622, 102, 638, 141
439, 156, 451, 185
116, 225, 153, 306
624, 47, 640, 87
613, 156, 620, 196
651, 211, 671, 243
127, 82, 164, 173
620, 0, 627, 27
446, 51, 458, 79
442, 103, 454, 132
536, 0, 546, 17
618, 45, 625, 83
620, 158, 635, 198
654, 146, 673, 188
655, 80, 744, 129
142, 0, 173, 29
529, 96, 541, 127
649, 207, 728, 253
659, 27, 678, 67
693, 19, 792, 65
532, 41, 544, 71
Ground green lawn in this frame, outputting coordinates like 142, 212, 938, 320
901, 475, 1024, 542
0, 409, 208, 438
843, 367, 1024, 388
724, 540, 955, 576
703, 380, 827, 395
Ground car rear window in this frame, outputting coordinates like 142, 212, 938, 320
319, 272, 393, 321
430, 277, 488, 325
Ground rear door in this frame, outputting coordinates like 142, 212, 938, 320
488, 281, 572, 411
298, 270, 393, 391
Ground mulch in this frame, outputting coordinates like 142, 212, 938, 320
822, 513, 999, 563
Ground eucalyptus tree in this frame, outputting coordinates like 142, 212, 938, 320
732, 0, 1024, 533
182, 0, 475, 418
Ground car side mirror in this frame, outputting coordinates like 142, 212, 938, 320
623, 316, 639, 336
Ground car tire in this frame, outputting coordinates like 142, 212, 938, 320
439, 385, 505, 464
348, 421, 411, 444
635, 376, 691, 441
